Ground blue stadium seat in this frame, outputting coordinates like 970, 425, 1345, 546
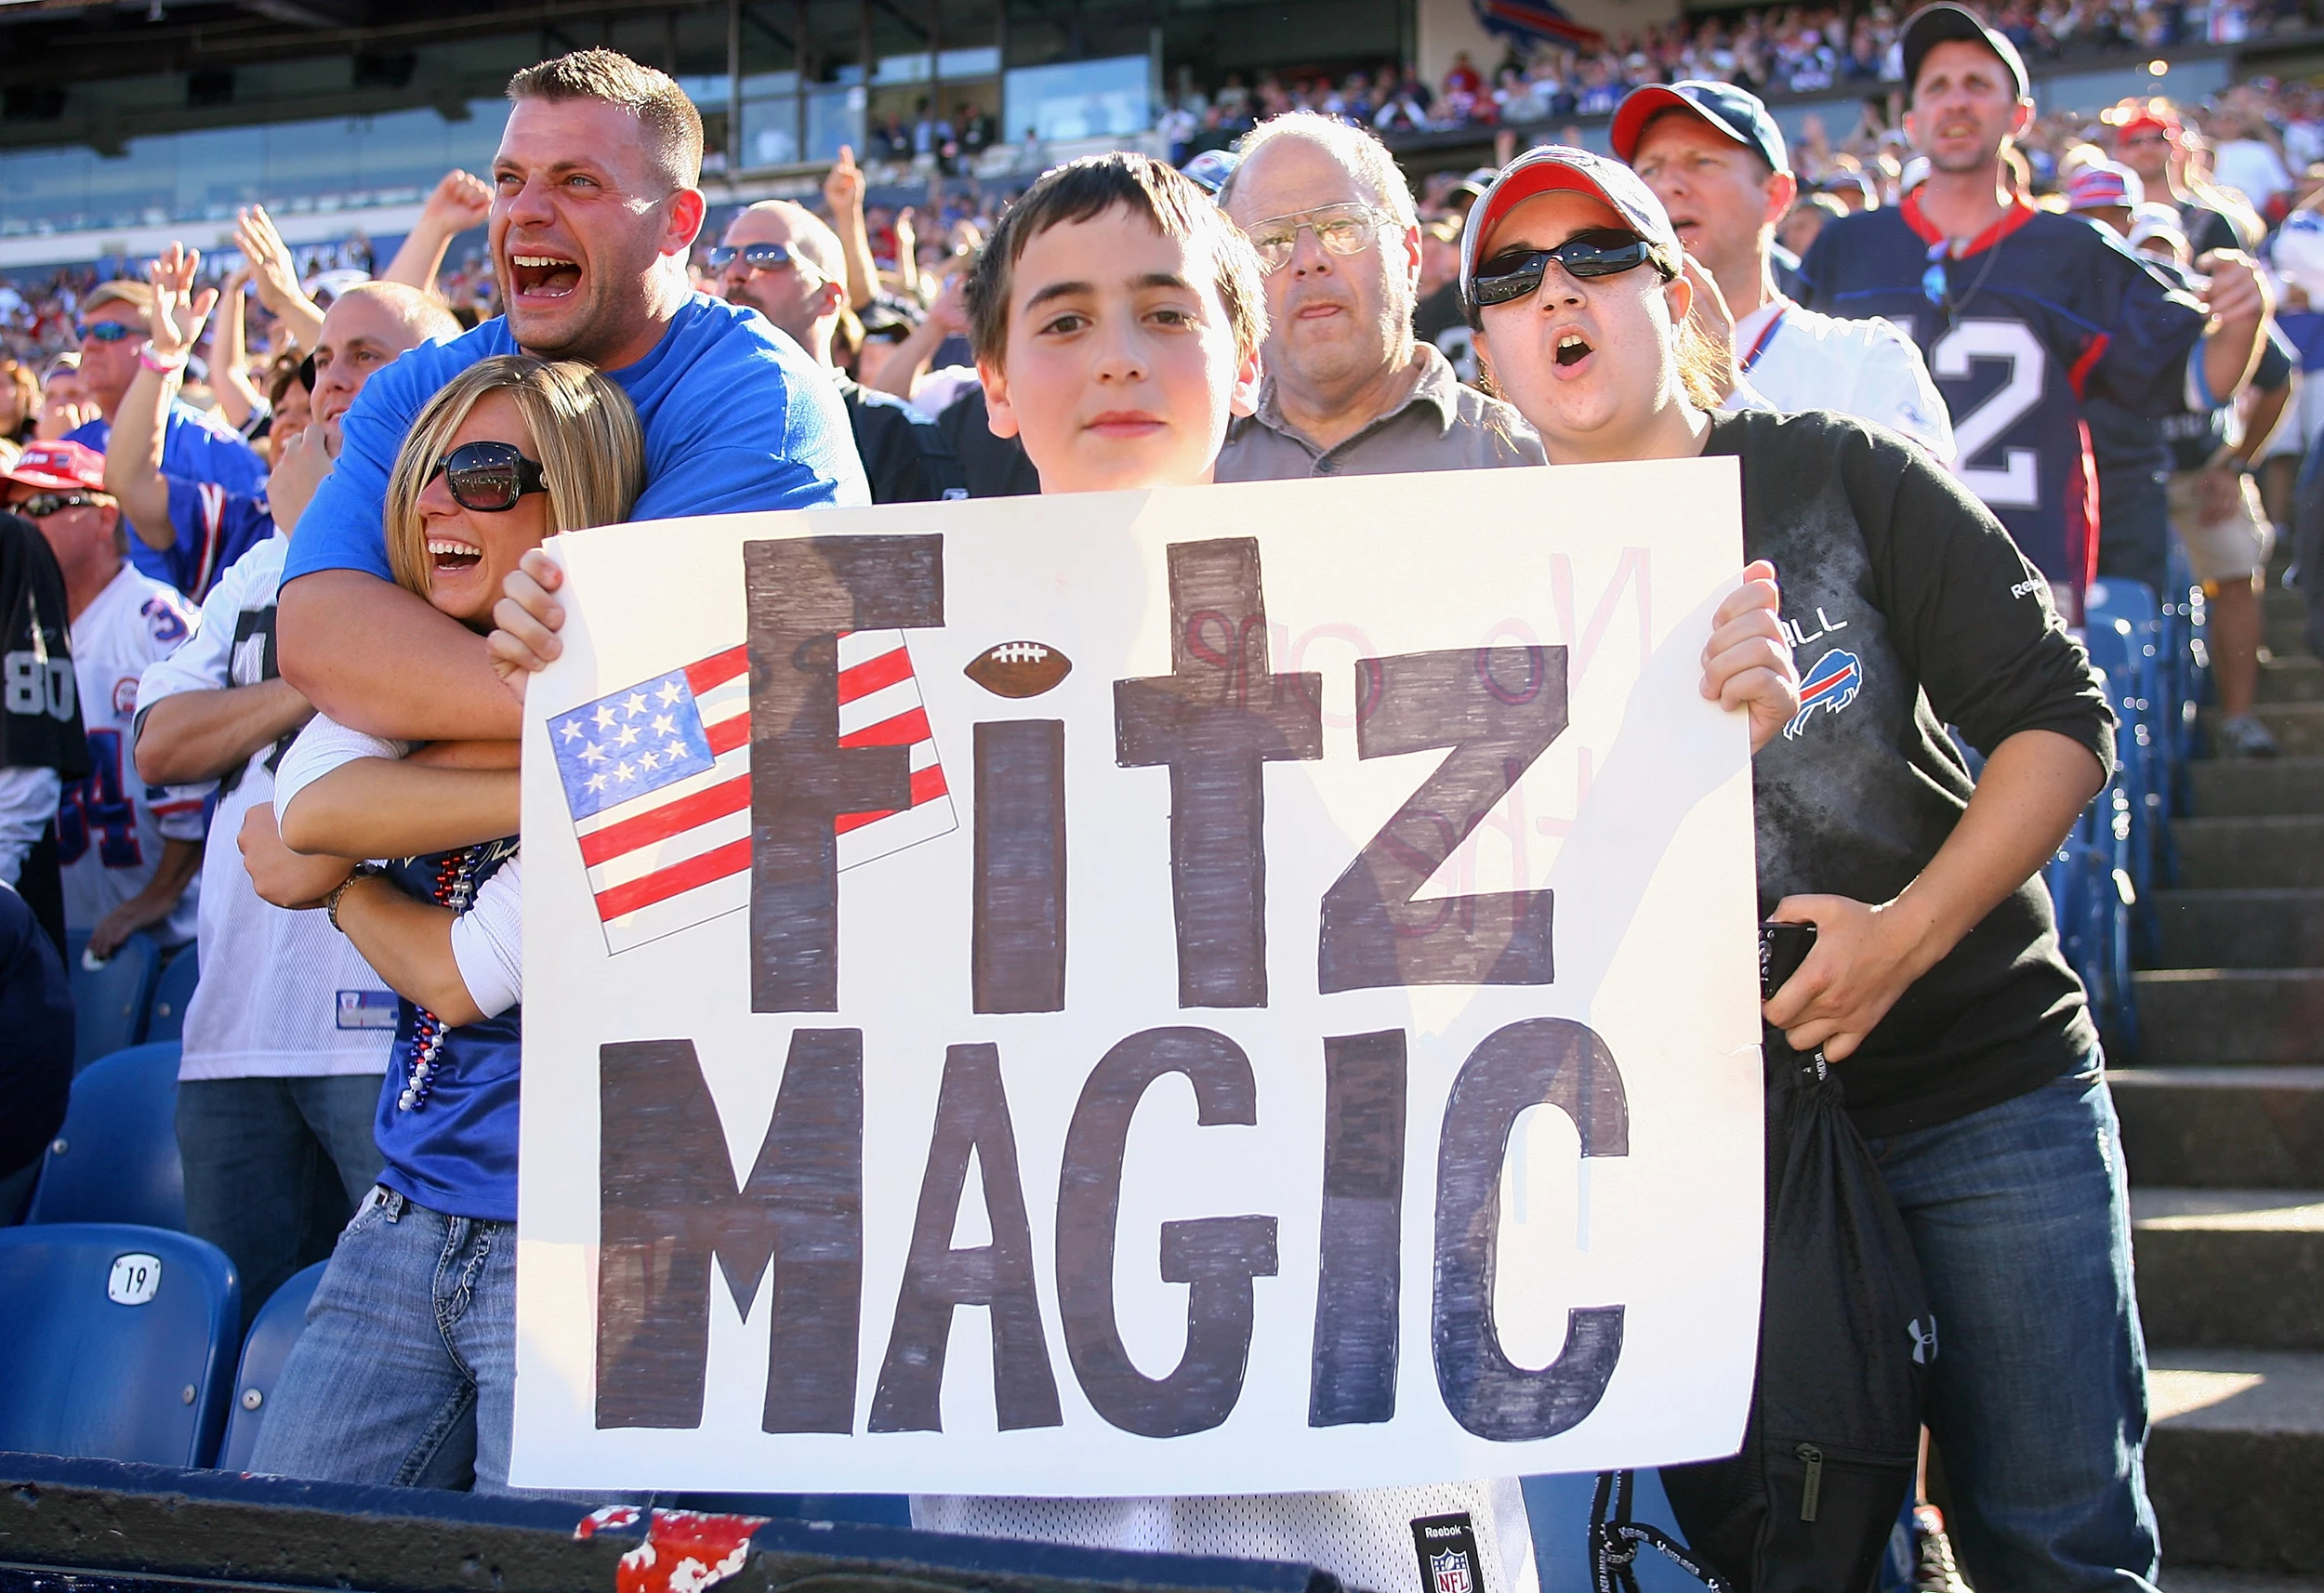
25, 1042, 185, 1231
0, 1222, 238, 1468
2045, 652, 2136, 1051
2087, 580, 2173, 921
216, 1259, 326, 1472
2158, 543, 2211, 814
66, 929, 162, 1072
144, 947, 200, 1046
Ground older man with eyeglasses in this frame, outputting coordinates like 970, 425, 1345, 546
1215, 113, 1544, 481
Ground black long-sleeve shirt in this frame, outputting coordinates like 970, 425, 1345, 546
1706, 411, 2117, 1136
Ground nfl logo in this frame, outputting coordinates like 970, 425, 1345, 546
1431, 1548, 1473, 1593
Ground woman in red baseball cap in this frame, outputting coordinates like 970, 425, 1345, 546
1461, 144, 2164, 1591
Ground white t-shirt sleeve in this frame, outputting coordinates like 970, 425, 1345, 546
0, 767, 59, 886
449, 850, 522, 1018
273, 710, 409, 832
1853, 319, 1959, 465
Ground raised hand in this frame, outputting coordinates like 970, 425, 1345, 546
146, 243, 218, 363
421, 168, 494, 235
235, 205, 304, 315
34, 390, 100, 441
825, 144, 866, 217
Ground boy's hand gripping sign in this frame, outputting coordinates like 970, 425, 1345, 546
514, 462, 1764, 1495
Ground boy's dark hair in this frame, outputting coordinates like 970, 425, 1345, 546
966, 151, 1266, 367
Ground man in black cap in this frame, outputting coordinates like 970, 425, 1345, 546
1613, 80, 1954, 457
1795, 1, 2272, 627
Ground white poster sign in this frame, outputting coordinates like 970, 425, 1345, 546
512, 462, 1764, 1495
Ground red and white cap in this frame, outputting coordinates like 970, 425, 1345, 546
1459, 145, 1681, 324
2065, 161, 2145, 212
4, 440, 108, 495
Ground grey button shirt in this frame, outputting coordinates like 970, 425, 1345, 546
1214, 341, 1547, 482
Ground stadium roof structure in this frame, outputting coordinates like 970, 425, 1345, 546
0, 0, 759, 158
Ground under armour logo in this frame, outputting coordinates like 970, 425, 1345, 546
1908, 1316, 1938, 1365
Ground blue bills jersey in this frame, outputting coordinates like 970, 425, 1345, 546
1796, 192, 2209, 608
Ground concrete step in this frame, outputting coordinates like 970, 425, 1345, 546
2261, 656, 2324, 704
2190, 759, 2324, 819
2134, 1190, 2324, 1349
2270, 612, 2317, 658
2154, 891, 2324, 969
2268, 586, 2308, 625
2149, 1349, 2324, 1572
2174, 816, 2324, 889
2206, 704, 2324, 757
2115, 1068, 2324, 1188
2134, 970, 2324, 1065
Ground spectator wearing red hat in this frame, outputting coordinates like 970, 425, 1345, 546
2112, 99, 2258, 259
1612, 79, 1955, 460
2, 440, 205, 957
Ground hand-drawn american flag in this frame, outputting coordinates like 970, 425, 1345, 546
548, 630, 954, 954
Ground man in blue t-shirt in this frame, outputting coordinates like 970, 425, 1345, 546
66, 280, 271, 593
276, 48, 869, 744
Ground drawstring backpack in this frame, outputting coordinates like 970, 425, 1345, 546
1592, 1033, 1936, 1593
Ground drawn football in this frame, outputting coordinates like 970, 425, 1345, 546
965, 639, 1072, 699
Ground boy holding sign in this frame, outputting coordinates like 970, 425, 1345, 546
495, 152, 1797, 1593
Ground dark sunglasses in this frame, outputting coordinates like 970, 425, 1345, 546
1468, 230, 1668, 311
707, 242, 798, 272
76, 322, 139, 344
13, 493, 99, 518
428, 441, 547, 513
297, 353, 317, 392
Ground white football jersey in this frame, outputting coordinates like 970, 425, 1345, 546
1723, 300, 1959, 465
133, 536, 394, 1079
914, 1481, 1539, 1593
61, 563, 205, 947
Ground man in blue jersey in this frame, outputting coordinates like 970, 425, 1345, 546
66, 280, 271, 592
275, 48, 867, 743
1796, 2, 2272, 623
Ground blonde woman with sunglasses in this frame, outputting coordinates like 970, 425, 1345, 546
237, 354, 641, 1496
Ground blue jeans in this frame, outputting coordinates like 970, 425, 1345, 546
177, 1073, 384, 1333
1864, 1058, 2160, 1593
249, 1185, 566, 1497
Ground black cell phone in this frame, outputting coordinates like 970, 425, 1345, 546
1759, 920, 1818, 1000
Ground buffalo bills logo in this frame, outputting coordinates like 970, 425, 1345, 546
1784, 649, 1862, 740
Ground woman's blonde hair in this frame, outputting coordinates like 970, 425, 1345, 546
384, 354, 644, 602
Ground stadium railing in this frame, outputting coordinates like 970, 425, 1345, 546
0, 1449, 1338, 1593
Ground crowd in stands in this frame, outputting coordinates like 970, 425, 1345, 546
6, 12, 2324, 1593
1150, 0, 2324, 149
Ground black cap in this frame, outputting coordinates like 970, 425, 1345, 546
1900, 3, 2030, 100
1611, 82, 1789, 176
